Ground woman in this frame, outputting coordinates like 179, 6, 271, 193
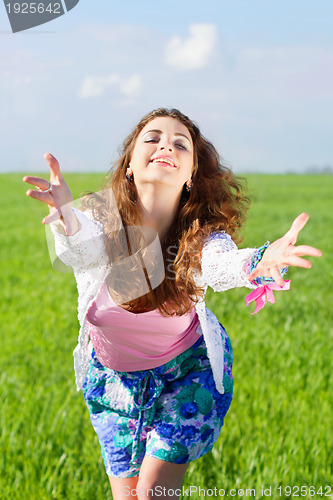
23, 108, 321, 499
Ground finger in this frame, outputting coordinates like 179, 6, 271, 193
248, 264, 261, 280
292, 245, 323, 258
286, 213, 309, 244
270, 267, 285, 287
249, 262, 288, 281
43, 152, 61, 184
23, 176, 51, 191
43, 209, 62, 224
22, 175, 50, 191
25, 188, 54, 206
248, 266, 269, 281
284, 255, 312, 269
248, 269, 259, 281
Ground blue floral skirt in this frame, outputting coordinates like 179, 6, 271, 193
82, 323, 233, 478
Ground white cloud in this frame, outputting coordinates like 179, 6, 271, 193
165, 24, 218, 70
78, 74, 120, 98
78, 73, 142, 98
119, 75, 142, 97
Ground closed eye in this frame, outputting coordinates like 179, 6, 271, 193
175, 142, 187, 150
143, 135, 188, 150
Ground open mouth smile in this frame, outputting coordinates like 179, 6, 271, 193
150, 156, 177, 168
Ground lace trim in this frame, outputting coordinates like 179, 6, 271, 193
201, 231, 257, 292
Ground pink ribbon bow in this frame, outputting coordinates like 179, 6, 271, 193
245, 280, 291, 314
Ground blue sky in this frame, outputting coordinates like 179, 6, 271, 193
1, 0, 332, 174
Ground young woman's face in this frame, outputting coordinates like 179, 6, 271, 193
129, 117, 194, 192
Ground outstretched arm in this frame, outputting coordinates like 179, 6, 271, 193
248, 213, 322, 287
200, 213, 322, 297
23, 153, 107, 271
23, 152, 80, 236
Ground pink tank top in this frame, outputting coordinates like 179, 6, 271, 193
86, 281, 201, 371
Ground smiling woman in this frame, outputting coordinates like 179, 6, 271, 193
126, 116, 195, 242
23, 107, 322, 500
78, 108, 252, 318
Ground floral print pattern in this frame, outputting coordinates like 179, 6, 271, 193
82, 324, 233, 478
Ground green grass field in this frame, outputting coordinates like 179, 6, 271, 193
0, 173, 332, 499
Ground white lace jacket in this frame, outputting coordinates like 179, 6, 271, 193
50, 207, 258, 394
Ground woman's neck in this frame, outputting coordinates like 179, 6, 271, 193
136, 184, 182, 242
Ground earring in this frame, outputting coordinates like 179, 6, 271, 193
126, 169, 133, 181
185, 179, 192, 192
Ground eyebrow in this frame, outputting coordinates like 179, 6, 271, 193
142, 129, 192, 144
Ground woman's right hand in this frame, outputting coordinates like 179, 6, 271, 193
23, 153, 79, 235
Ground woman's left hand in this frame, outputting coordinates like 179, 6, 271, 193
248, 213, 322, 287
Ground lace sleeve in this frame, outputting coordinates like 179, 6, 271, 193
49, 207, 108, 271
201, 231, 257, 292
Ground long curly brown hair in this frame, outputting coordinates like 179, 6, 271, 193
79, 108, 250, 316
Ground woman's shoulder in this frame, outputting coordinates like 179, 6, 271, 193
205, 230, 234, 245
207, 230, 231, 241
202, 230, 237, 253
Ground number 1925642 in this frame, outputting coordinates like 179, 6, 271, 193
276, 485, 332, 497
5, 3, 61, 14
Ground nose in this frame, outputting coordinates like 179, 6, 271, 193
158, 137, 173, 152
